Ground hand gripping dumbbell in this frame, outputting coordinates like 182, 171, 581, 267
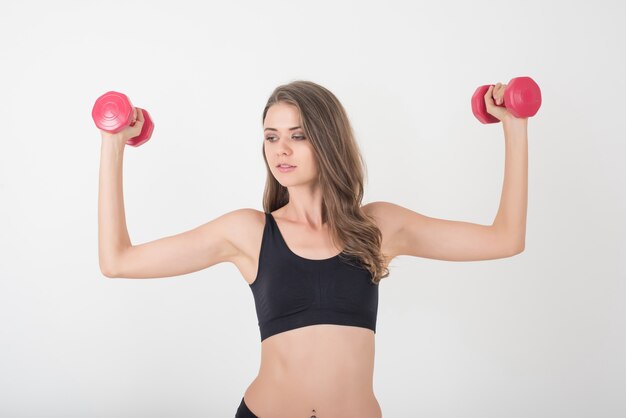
92, 91, 155, 146
471, 76, 542, 124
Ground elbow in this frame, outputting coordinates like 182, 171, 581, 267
509, 241, 525, 256
99, 262, 119, 278
99, 250, 125, 278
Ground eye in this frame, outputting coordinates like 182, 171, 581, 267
265, 135, 306, 142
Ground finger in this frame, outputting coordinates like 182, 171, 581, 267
484, 85, 494, 99
499, 84, 507, 104
499, 83, 508, 99
131, 108, 143, 127
129, 108, 137, 125
493, 83, 503, 104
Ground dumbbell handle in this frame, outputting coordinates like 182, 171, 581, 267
92, 91, 154, 147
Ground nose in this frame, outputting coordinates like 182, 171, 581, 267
274, 139, 292, 157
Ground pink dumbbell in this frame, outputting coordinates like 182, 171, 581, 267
471, 76, 542, 124
92, 91, 155, 147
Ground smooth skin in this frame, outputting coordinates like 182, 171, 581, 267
98, 83, 526, 417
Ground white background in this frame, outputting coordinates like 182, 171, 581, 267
1, 0, 624, 417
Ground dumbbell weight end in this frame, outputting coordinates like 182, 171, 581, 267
92, 91, 154, 147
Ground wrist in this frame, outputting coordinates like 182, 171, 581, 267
502, 116, 528, 131
101, 134, 126, 153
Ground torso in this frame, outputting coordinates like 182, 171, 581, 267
229, 205, 394, 418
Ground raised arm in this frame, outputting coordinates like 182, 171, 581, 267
97, 120, 248, 279
98, 131, 132, 276
491, 116, 528, 249
364, 116, 528, 262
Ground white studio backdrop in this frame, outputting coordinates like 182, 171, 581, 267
1, 0, 624, 417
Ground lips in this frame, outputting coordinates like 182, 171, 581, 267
276, 164, 296, 167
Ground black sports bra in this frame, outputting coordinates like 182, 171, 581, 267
249, 212, 379, 342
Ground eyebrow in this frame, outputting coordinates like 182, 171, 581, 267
264, 126, 302, 132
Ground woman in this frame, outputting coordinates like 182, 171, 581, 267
98, 80, 527, 418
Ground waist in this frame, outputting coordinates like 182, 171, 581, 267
259, 324, 376, 388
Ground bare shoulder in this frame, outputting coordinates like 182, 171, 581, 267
361, 201, 386, 220
362, 201, 399, 233
222, 208, 267, 284
361, 201, 404, 261
222, 208, 266, 261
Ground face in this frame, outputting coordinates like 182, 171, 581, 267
263, 102, 319, 187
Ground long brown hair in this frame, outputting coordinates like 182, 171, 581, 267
261, 80, 390, 284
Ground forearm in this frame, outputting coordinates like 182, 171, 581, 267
98, 139, 132, 274
492, 117, 528, 250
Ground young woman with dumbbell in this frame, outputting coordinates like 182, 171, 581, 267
96, 78, 538, 417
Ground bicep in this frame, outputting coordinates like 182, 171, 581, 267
369, 201, 519, 262
111, 210, 245, 279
